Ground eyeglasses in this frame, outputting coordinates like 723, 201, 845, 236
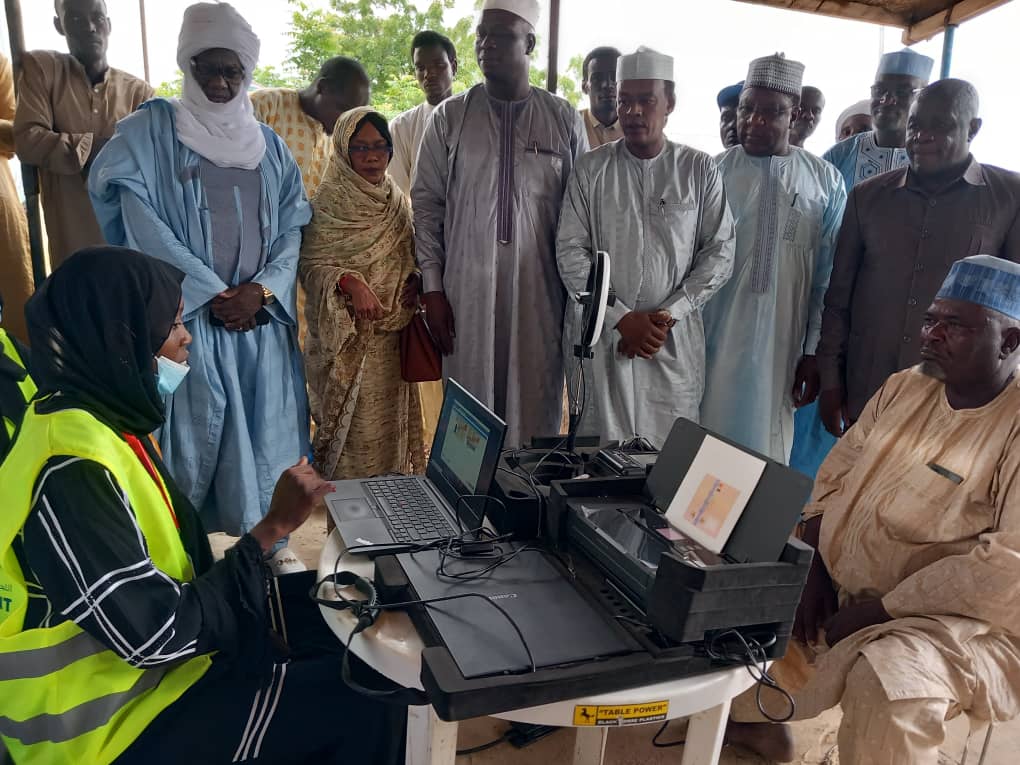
190, 59, 245, 84
349, 143, 393, 157
870, 84, 920, 102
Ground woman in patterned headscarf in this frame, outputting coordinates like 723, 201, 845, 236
300, 107, 424, 480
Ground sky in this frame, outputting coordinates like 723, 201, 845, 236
3, 0, 1019, 163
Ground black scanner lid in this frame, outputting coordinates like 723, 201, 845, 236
644, 419, 813, 564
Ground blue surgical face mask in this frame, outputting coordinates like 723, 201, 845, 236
155, 356, 190, 396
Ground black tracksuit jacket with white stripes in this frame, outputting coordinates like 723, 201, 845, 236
13, 402, 266, 668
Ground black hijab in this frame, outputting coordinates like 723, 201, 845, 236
25, 247, 185, 436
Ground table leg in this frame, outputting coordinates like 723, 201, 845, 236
572, 726, 609, 765
680, 699, 732, 765
406, 705, 458, 765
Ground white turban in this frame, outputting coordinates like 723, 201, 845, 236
172, 2, 266, 169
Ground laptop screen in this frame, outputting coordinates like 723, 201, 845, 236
427, 379, 507, 525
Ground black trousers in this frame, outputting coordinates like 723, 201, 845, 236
116, 573, 407, 765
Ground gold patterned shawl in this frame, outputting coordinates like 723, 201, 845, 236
299, 107, 418, 477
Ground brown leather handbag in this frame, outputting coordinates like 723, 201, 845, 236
400, 311, 442, 382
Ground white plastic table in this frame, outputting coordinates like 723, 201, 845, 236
317, 530, 758, 765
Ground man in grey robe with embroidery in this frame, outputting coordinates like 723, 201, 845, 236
412, 0, 587, 447
556, 48, 734, 447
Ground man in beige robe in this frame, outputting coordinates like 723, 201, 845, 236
729, 254, 1020, 765
252, 57, 369, 349
13, 0, 152, 270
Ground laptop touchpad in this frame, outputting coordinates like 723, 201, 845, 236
328, 496, 378, 521
337, 518, 392, 548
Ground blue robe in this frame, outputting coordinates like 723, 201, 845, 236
702, 147, 845, 464
90, 99, 311, 535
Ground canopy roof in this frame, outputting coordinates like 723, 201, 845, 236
734, 0, 1012, 43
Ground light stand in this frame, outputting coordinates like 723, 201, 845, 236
567, 250, 612, 453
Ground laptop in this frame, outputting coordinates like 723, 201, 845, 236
324, 379, 507, 548
397, 546, 640, 678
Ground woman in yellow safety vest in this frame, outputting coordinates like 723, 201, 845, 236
0, 291, 35, 462
0, 247, 404, 765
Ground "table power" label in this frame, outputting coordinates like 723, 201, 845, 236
572, 701, 669, 726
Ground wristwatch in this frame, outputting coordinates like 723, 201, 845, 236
259, 284, 275, 305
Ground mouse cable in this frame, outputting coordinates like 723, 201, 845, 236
327, 529, 513, 600
312, 576, 540, 699
335, 590, 538, 701
452, 493, 508, 538
455, 730, 512, 756
651, 719, 686, 748
434, 539, 544, 582
705, 629, 795, 723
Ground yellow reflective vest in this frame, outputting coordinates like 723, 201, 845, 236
0, 328, 35, 442
0, 404, 212, 765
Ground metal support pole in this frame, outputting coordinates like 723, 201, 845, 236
545, 0, 560, 94
138, 0, 151, 83
940, 23, 957, 79
5, 0, 47, 286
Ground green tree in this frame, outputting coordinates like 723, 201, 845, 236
287, 0, 581, 116
157, 2, 583, 113
155, 71, 183, 98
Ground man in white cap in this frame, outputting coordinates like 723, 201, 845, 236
823, 48, 934, 192
413, 0, 588, 447
556, 47, 734, 447
729, 254, 1020, 765
89, 3, 311, 553
700, 53, 846, 464
834, 99, 872, 142
816, 79, 1020, 444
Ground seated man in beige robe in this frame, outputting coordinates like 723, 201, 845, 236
729, 253, 1020, 765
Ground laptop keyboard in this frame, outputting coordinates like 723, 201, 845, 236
364, 479, 457, 543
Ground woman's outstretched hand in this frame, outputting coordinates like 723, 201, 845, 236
250, 457, 334, 552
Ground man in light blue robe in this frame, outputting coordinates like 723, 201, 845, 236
822, 49, 934, 192
557, 48, 734, 447
790, 48, 933, 478
89, 3, 310, 535
702, 54, 846, 464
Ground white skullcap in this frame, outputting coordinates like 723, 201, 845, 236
481, 0, 541, 28
177, 2, 261, 74
617, 46, 674, 83
835, 99, 871, 140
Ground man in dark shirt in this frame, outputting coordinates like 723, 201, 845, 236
816, 79, 1020, 436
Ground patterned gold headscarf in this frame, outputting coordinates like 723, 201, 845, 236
299, 107, 418, 477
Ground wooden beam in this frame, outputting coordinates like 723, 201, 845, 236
546, 0, 560, 93
5, 0, 48, 286
903, 0, 1012, 43
733, 0, 908, 28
